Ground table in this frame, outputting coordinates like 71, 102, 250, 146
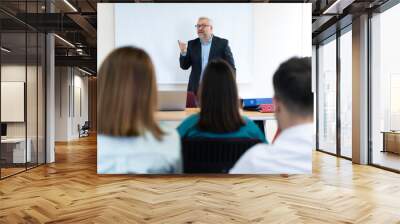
381, 131, 400, 154
156, 108, 277, 141
155, 108, 275, 121
1, 138, 32, 163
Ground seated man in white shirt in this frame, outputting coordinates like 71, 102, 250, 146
230, 57, 313, 174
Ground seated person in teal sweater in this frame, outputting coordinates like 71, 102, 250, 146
178, 59, 267, 143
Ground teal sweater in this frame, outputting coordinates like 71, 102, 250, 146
177, 114, 267, 143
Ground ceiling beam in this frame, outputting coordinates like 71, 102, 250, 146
67, 13, 97, 39
55, 55, 96, 71
322, 0, 356, 14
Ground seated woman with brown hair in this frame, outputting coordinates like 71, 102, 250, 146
97, 47, 181, 174
177, 59, 267, 143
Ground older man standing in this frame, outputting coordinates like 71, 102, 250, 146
178, 17, 235, 95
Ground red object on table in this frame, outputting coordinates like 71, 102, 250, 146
258, 104, 275, 113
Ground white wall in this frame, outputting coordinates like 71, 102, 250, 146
55, 67, 89, 141
1, 64, 46, 163
1, 65, 36, 137
1, 82, 24, 122
1, 65, 26, 81
55, 67, 69, 141
72, 74, 89, 138
98, 3, 311, 98
1, 66, 26, 126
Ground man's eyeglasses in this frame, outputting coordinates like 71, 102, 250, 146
195, 24, 210, 29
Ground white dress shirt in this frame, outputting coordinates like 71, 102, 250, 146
230, 123, 314, 174
200, 36, 213, 80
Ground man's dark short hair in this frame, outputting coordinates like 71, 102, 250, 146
273, 57, 313, 116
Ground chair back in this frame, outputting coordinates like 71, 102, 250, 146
82, 121, 90, 130
186, 91, 197, 108
181, 138, 261, 173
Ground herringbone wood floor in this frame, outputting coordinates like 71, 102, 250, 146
1, 135, 400, 223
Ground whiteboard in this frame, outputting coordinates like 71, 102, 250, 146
114, 3, 253, 84
1, 82, 25, 122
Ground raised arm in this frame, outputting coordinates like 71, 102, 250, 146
179, 40, 192, 70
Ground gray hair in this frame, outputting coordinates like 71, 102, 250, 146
198, 17, 213, 26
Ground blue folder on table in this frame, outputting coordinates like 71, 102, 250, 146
242, 98, 273, 110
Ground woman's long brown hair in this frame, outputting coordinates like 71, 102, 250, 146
197, 59, 244, 133
98, 47, 163, 140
